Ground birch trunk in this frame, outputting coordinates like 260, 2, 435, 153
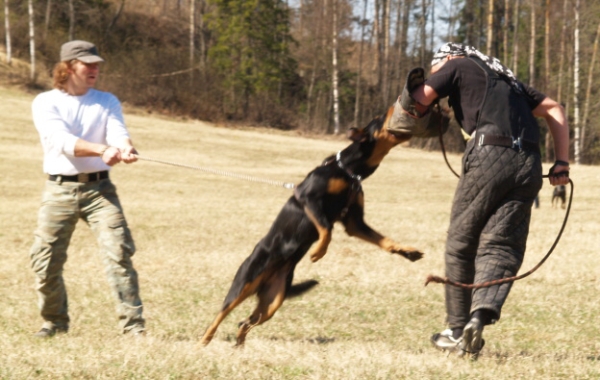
486, 0, 494, 56
28, 0, 35, 81
400, 0, 412, 61
332, 0, 340, 134
419, 0, 426, 67
528, 0, 535, 87
543, 0, 551, 162
382, 0, 390, 105
511, 0, 520, 73
4, 0, 11, 65
374, 0, 382, 89
581, 23, 600, 161
44, 0, 52, 41
189, 0, 195, 83
556, 0, 568, 105
354, 0, 368, 127
198, 0, 205, 70
543, 0, 549, 91
68, 0, 74, 40
447, 0, 455, 42
573, 0, 580, 164
503, 0, 509, 64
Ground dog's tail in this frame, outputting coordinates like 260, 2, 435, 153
286, 280, 319, 299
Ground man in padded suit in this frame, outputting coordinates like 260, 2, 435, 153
407, 43, 570, 358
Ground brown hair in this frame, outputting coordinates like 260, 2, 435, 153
52, 60, 74, 91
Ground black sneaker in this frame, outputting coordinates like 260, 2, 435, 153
457, 318, 485, 360
34, 326, 68, 338
431, 328, 461, 352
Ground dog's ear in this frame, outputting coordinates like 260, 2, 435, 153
347, 127, 368, 142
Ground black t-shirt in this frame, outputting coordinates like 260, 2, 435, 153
424, 58, 547, 135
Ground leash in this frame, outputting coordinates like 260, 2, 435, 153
427, 128, 574, 289
134, 155, 296, 189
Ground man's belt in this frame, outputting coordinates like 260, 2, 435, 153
477, 134, 539, 152
48, 171, 109, 183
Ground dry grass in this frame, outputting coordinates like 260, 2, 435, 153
1, 85, 599, 379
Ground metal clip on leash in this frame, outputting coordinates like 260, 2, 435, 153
134, 155, 296, 190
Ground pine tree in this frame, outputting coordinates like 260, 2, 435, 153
207, 0, 297, 118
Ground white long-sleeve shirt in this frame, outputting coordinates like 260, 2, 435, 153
32, 88, 131, 175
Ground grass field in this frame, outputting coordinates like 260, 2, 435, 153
1, 85, 599, 379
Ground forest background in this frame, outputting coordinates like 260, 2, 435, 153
2, 0, 600, 164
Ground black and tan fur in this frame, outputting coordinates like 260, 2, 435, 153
552, 184, 566, 209
200, 106, 424, 347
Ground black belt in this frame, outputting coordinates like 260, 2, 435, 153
477, 134, 539, 152
48, 171, 109, 183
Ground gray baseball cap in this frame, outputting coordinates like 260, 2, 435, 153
60, 40, 104, 63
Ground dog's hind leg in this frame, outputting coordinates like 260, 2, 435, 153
200, 270, 268, 346
235, 265, 291, 347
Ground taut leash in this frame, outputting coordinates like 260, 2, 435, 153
134, 155, 296, 189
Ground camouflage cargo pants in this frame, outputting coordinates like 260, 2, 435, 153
29, 178, 145, 333
444, 141, 542, 329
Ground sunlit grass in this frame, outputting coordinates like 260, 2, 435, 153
1, 86, 599, 379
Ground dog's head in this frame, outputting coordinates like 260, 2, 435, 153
347, 105, 412, 146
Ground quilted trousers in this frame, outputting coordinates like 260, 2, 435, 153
444, 140, 543, 329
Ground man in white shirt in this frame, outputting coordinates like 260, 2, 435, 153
30, 40, 145, 338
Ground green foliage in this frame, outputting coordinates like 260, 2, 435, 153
206, 0, 298, 117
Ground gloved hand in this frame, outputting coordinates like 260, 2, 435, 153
548, 160, 570, 186
388, 67, 450, 138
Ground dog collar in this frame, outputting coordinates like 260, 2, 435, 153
336, 151, 362, 182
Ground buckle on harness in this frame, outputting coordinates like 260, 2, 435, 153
512, 137, 522, 150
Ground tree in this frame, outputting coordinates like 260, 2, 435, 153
581, 23, 600, 161
106, 0, 126, 37
190, 0, 195, 84
28, 0, 35, 81
528, 0, 535, 87
503, 0, 509, 64
43, 0, 52, 41
68, 0, 74, 40
486, 0, 494, 56
332, 0, 340, 134
207, 0, 297, 119
353, 0, 368, 128
4, 0, 11, 65
573, 0, 580, 165
511, 0, 520, 73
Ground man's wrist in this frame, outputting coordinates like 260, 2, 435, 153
99, 146, 110, 157
555, 159, 569, 167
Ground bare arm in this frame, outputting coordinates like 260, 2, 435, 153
411, 84, 440, 113
74, 137, 138, 166
532, 97, 570, 186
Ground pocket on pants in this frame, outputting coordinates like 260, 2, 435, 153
107, 219, 136, 258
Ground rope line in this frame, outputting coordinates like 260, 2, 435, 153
134, 155, 296, 189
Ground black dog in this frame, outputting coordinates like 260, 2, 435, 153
552, 185, 566, 209
200, 106, 424, 347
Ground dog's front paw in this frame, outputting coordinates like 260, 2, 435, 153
391, 247, 424, 262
